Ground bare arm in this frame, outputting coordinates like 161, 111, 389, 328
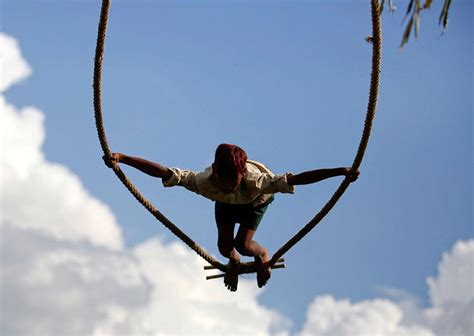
103, 153, 172, 180
287, 167, 359, 186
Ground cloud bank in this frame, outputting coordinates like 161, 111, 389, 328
1, 32, 472, 335
299, 240, 474, 336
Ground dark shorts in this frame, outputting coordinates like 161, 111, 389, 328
214, 195, 275, 231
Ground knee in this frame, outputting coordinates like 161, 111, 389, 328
218, 239, 234, 258
235, 239, 252, 256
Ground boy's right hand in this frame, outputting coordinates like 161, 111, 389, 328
345, 168, 360, 182
103, 153, 121, 168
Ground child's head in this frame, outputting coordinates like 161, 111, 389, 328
212, 143, 247, 193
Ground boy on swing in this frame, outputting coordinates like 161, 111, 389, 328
104, 143, 359, 292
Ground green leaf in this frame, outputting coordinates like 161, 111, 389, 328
406, 0, 414, 16
388, 0, 396, 12
400, 16, 414, 48
414, 0, 421, 38
415, 11, 420, 38
379, 0, 385, 13
439, 0, 452, 29
423, 0, 433, 9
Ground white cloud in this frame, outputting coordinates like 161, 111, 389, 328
0, 95, 124, 250
1, 225, 289, 336
424, 240, 474, 336
428, 240, 474, 306
300, 295, 434, 336
0, 32, 290, 335
1, 225, 150, 336
0, 96, 44, 179
0, 33, 32, 92
299, 239, 474, 336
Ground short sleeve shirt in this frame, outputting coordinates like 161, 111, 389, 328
162, 160, 294, 206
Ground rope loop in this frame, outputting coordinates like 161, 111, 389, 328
93, 0, 382, 275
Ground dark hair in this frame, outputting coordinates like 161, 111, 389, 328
213, 143, 247, 180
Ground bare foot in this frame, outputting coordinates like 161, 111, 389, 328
224, 259, 240, 292
255, 248, 271, 288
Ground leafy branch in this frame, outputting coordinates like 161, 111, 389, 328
379, 0, 453, 48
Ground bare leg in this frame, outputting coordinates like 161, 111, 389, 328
235, 226, 271, 288
217, 224, 240, 292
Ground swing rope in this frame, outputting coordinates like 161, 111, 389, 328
270, 0, 382, 266
93, 0, 381, 275
93, 0, 226, 272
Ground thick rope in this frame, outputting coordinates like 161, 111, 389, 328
93, 0, 381, 274
93, 0, 226, 273
270, 0, 382, 266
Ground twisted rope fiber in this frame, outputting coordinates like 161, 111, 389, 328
93, 0, 226, 272
270, 0, 382, 266
93, 0, 381, 275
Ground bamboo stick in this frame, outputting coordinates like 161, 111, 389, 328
206, 263, 286, 280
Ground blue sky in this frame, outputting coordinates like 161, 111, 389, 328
1, 0, 472, 334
